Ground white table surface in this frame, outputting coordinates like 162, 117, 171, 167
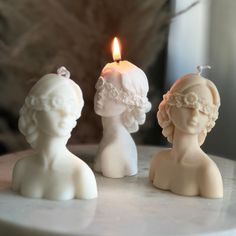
0, 145, 235, 236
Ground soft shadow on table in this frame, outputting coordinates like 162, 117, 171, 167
0, 188, 98, 236
68, 145, 96, 167
0, 219, 63, 236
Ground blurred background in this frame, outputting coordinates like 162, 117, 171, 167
0, 0, 235, 160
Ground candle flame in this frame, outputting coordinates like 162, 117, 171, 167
112, 37, 121, 62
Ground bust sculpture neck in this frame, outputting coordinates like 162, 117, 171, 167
35, 133, 70, 166
171, 128, 201, 163
101, 116, 129, 139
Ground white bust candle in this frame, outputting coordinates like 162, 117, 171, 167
149, 66, 223, 198
12, 67, 97, 200
94, 37, 151, 178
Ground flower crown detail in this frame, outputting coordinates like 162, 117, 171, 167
163, 91, 218, 119
20, 95, 78, 115
95, 76, 148, 108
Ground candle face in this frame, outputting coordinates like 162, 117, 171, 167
94, 61, 151, 120
34, 86, 79, 137
12, 67, 97, 200
169, 85, 213, 135
94, 69, 126, 117
149, 72, 223, 198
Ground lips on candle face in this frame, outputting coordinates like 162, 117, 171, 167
170, 85, 212, 135
36, 109, 77, 137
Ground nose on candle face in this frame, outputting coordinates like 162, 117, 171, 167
58, 110, 67, 118
59, 108, 73, 118
192, 108, 199, 116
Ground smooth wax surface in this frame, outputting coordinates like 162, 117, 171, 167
12, 68, 97, 200
150, 73, 223, 198
0, 145, 236, 236
104, 61, 144, 74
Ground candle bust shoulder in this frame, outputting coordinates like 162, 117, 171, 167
12, 67, 97, 200
149, 66, 223, 198
94, 60, 151, 178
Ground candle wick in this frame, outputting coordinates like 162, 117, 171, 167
57, 66, 70, 78
196, 65, 211, 76
115, 59, 121, 64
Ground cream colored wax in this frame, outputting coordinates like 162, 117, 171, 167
149, 66, 223, 198
12, 67, 97, 200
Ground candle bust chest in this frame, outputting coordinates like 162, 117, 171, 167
13, 152, 95, 200
149, 66, 223, 198
150, 149, 221, 197
12, 67, 97, 200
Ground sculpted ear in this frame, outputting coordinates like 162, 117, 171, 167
165, 106, 173, 123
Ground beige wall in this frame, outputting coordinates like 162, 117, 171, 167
166, 0, 210, 85
206, 0, 236, 159
166, 0, 236, 159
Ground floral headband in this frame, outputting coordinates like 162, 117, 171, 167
95, 76, 148, 108
20, 66, 81, 116
19, 95, 80, 118
24, 95, 77, 111
163, 91, 218, 119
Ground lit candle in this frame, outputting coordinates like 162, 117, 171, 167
94, 37, 151, 178
149, 66, 223, 198
112, 37, 121, 62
